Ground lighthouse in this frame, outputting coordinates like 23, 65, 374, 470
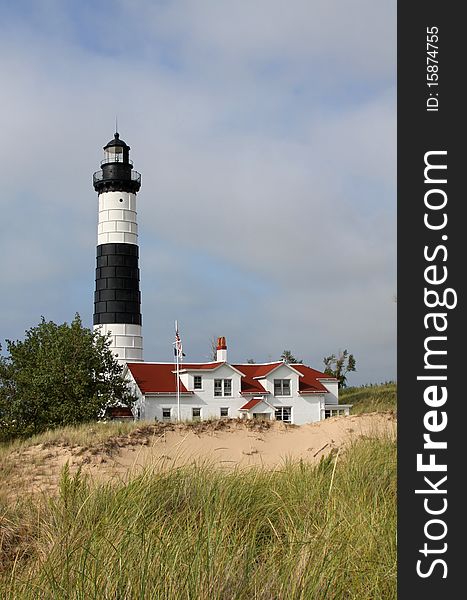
92, 132, 143, 363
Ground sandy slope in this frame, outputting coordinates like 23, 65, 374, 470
5, 412, 395, 497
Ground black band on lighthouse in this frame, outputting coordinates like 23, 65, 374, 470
93, 243, 142, 326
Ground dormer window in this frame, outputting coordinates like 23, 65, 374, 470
194, 375, 202, 390
274, 379, 291, 396
214, 379, 232, 397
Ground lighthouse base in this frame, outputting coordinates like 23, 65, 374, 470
94, 323, 143, 364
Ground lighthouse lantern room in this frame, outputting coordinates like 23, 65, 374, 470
92, 132, 143, 363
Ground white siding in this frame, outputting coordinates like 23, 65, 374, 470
143, 394, 250, 422
273, 395, 323, 425
141, 391, 324, 425
319, 380, 339, 404
128, 363, 341, 425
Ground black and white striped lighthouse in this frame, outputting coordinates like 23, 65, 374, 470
92, 132, 143, 363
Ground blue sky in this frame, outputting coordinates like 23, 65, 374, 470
0, 0, 396, 384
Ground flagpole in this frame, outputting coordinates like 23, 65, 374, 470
175, 320, 181, 422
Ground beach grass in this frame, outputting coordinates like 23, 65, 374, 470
1, 434, 396, 599
342, 382, 397, 414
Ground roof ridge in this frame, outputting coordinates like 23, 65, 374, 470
232, 361, 283, 366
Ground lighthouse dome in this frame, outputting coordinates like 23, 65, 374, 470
103, 132, 130, 152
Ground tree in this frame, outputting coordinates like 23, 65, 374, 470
280, 350, 303, 364
0, 315, 135, 439
323, 350, 356, 388
210, 336, 218, 361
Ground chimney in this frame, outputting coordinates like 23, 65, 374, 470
216, 336, 227, 362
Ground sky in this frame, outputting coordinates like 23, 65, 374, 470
0, 0, 396, 385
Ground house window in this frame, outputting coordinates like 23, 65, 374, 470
253, 413, 270, 421
275, 406, 292, 423
274, 379, 291, 396
192, 407, 201, 420
194, 375, 202, 390
220, 407, 229, 418
214, 379, 232, 397
162, 408, 171, 421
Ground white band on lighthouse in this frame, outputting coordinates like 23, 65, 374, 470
94, 323, 143, 362
97, 191, 138, 246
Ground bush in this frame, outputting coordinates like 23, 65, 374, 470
0, 315, 134, 440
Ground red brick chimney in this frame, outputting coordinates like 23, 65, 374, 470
216, 336, 227, 362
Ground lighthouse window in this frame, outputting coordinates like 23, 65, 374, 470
119, 198, 124, 203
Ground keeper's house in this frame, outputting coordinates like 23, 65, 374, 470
125, 338, 351, 425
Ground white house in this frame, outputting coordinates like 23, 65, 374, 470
125, 338, 351, 425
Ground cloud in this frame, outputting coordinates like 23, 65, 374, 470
117, 0, 395, 80
0, 1, 396, 384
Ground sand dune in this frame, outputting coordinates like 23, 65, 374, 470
4, 412, 396, 497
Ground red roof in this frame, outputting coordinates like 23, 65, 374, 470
239, 398, 263, 410
237, 363, 283, 377
179, 362, 225, 370
127, 361, 336, 395
291, 364, 335, 393
127, 363, 191, 394
231, 362, 282, 394
232, 363, 335, 394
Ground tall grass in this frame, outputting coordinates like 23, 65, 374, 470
342, 383, 397, 414
1, 436, 396, 599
